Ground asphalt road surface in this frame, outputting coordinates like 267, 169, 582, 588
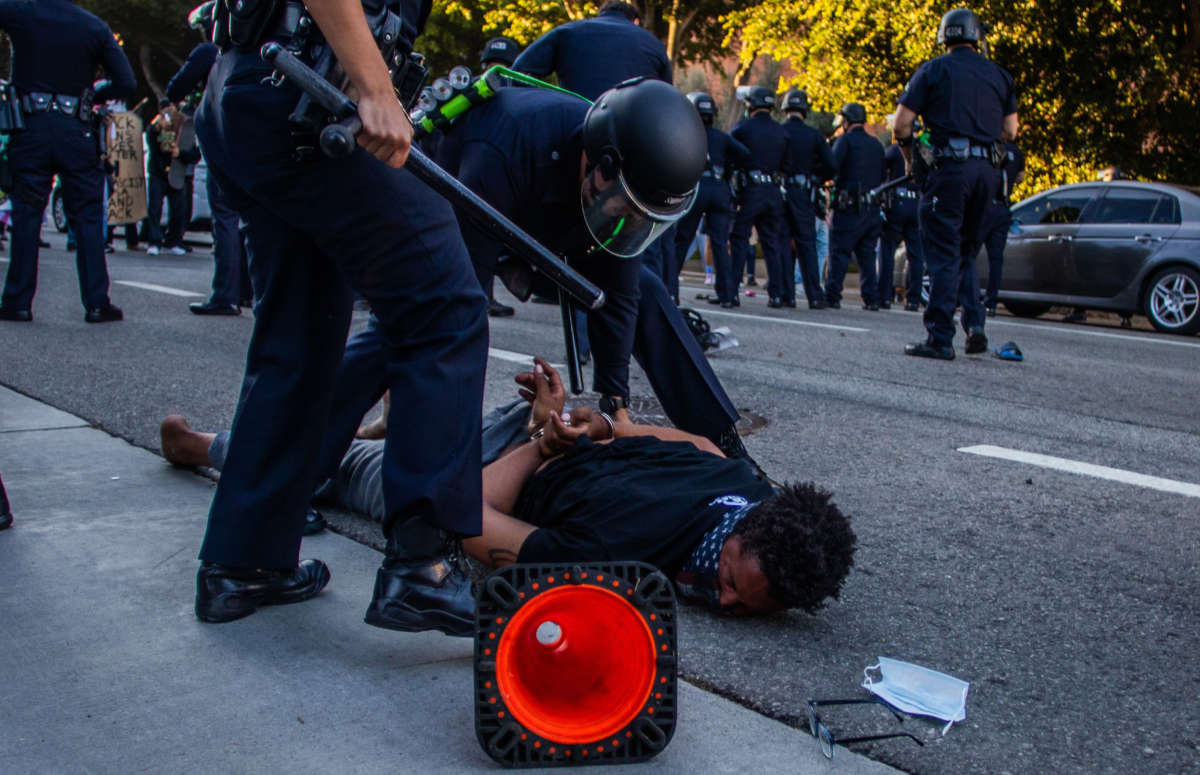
3, 235, 1198, 775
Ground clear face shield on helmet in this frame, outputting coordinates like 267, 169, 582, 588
580, 163, 696, 258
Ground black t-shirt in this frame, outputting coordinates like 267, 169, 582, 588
514, 436, 774, 574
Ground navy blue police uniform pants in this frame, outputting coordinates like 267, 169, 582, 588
204, 173, 250, 306
981, 204, 1010, 309
826, 208, 881, 306
877, 200, 924, 306
193, 51, 488, 570
782, 186, 823, 306
1, 112, 110, 312
918, 157, 997, 346
673, 178, 733, 303
730, 183, 786, 300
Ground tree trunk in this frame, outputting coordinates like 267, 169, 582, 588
139, 43, 165, 101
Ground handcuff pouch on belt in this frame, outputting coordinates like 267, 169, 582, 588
247, 0, 428, 158
0, 81, 26, 133
15, 90, 94, 125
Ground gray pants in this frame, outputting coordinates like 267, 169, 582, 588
209, 401, 531, 523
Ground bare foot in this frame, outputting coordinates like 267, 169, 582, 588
160, 414, 216, 467
356, 391, 390, 440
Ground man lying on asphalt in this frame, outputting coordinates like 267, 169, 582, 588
162, 360, 856, 618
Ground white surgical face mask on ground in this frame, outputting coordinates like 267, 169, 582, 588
862, 657, 969, 735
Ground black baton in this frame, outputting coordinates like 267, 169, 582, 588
261, 43, 605, 312
868, 174, 913, 203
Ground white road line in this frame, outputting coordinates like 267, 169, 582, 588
958, 444, 1200, 498
700, 308, 870, 332
115, 280, 204, 298
488, 348, 564, 369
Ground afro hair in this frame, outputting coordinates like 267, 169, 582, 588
731, 482, 856, 614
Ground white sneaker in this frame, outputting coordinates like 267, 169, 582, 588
704, 274, 715, 285
146, 245, 160, 255
168, 246, 188, 256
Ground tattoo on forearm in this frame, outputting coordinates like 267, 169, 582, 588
488, 549, 518, 567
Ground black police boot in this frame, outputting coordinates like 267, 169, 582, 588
195, 559, 332, 623
487, 298, 515, 317
0, 306, 32, 322
0, 475, 13, 530
768, 297, 783, 308
84, 304, 123, 323
904, 340, 955, 360
364, 516, 475, 637
904, 301, 920, 312
965, 327, 988, 355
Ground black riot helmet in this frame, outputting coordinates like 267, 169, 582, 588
686, 91, 718, 125
742, 86, 775, 112
187, 1, 216, 36
837, 102, 867, 125
782, 89, 810, 114
581, 78, 706, 258
479, 36, 520, 68
937, 8, 987, 47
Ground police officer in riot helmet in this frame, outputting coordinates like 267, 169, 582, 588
729, 86, 790, 307
779, 89, 835, 309
671, 92, 749, 308
825, 102, 885, 310
895, 7, 1018, 359
879, 114, 926, 312
191, 0, 490, 633
0, 0, 136, 323
318, 78, 762, 506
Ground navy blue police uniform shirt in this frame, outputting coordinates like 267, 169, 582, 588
730, 112, 788, 174
426, 88, 593, 272
512, 8, 671, 101
899, 46, 1016, 147
166, 43, 219, 104
0, 0, 135, 103
704, 125, 750, 176
781, 116, 835, 180
831, 126, 885, 192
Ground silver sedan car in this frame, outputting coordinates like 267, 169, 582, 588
985, 181, 1200, 335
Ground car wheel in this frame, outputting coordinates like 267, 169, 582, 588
1143, 266, 1200, 335
1004, 301, 1052, 318
52, 188, 68, 233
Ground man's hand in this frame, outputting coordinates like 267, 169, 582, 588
536, 410, 590, 457
515, 358, 565, 435
357, 91, 412, 168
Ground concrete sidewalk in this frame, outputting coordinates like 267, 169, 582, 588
0, 386, 899, 774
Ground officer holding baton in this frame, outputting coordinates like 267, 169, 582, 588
191, 0, 489, 634
895, 8, 1018, 359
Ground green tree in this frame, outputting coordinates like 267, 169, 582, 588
723, 0, 1200, 194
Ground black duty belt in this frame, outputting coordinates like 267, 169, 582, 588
746, 170, 775, 185
933, 144, 993, 161
19, 92, 87, 121
893, 189, 919, 200
784, 174, 817, 189
701, 165, 724, 179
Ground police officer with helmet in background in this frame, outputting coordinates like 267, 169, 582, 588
779, 89, 835, 309
673, 91, 749, 309
190, 0, 490, 633
878, 119, 925, 311
729, 86, 789, 307
895, 7, 1018, 359
825, 102, 885, 310
0, 0, 136, 324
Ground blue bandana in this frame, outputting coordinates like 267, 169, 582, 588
675, 497, 760, 609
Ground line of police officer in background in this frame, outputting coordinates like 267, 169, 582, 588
667, 86, 1022, 322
